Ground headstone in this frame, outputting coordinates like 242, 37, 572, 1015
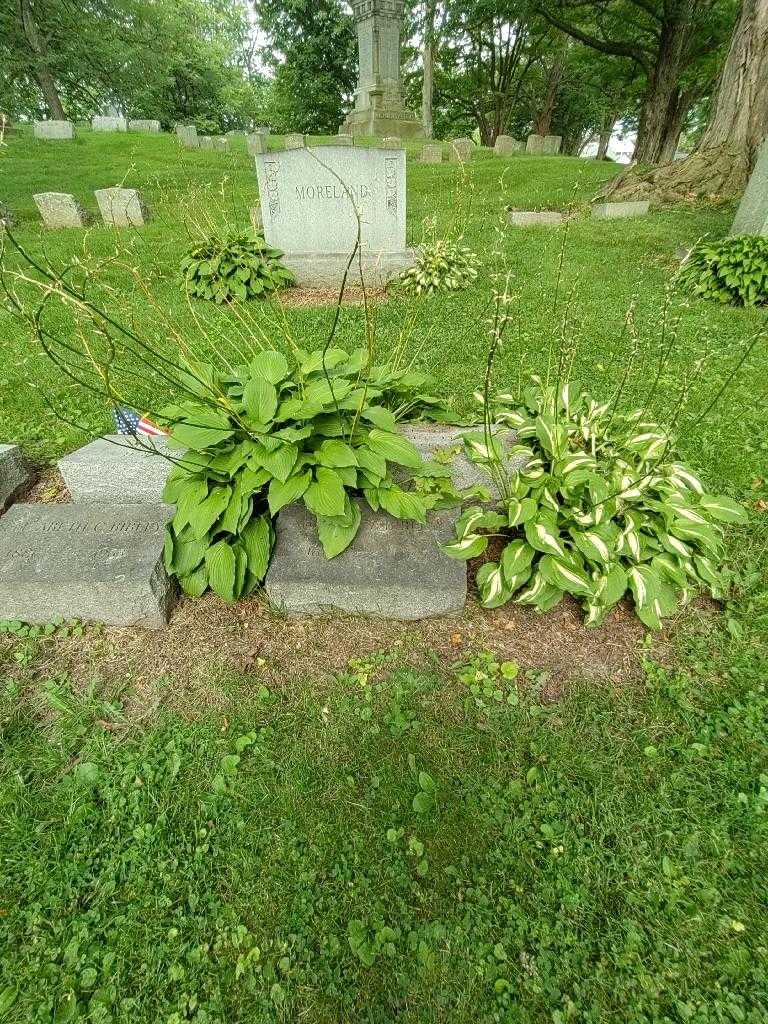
449, 138, 474, 163
176, 124, 198, 148
33, 192, 90, 229
265, 504, 465, 619
255, 144, 416, 287
341, 0, 424, 139
58, 436, 173, 504
247, 132, 267, 157
250, 205, 264, 233
198, 135, 215, 150
592, 201, 650, 220
336, 133, 354, 146
92, 115, 127, 132
494, 135, 523, 156
94, 188, 149, 227
730, 139, 768, 236
283, 133, 305, 150
0, 445, 30, 509
507, 210, 563, 227
33, 120, 74, 140
128, 119, 161, 133
420, 144, 443, 164
212, 136, 229, 152
0, 504, 175, 629
527, 134, 561, 155
398, 424, 526, 497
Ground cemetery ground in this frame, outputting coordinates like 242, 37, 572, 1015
1, 128, 767, 1022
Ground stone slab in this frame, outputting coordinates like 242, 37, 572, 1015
494, 135, 523, 156
92, 116, 127, 132
731, 139, 768, 236
0, 504, 176, 629
247, 132, 267, 156
0, 445, 30, 509
420, 144, 443, 163
58, 435, 173, 504
128, 119, 160, 133
526, 134, 561, 155
33, 192, 90, 229
398, 424, 525, 498
265, 504, 465, 619
507, 210, 563, 227
449, 138, 474, 162
283, 133, 305, 149
282, 250, 415, 288
95, 188, 149, 226
198, 135, 215, 149
33, 120, 74, 140
212, 137, 229, 152
176, 124, 198, 148
592, 201, 650, 220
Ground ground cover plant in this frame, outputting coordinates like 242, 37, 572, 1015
392, 238, 481, 296
180, 231, 295, 303
677, 235, 768, 307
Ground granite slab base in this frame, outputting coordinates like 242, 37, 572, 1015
58, 436, 173, 503
399, 424, 526, 499
265, 504, 466, 619
282, 250, 417, 288
0, 504, 175, 629
0, 445, 31, 510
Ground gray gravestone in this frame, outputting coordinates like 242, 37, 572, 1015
494, 135, 523, 156
398, 424, 525, 497
541, 135, 562, 155
592, 201, 650, 220
335, 134, 354, 146
0, 445, 30, 509
58, 435, 173, 504
94, 188, 149, 227
250, 205, 264, 233
176, 124, 198, 148
449, 138, 474, 162
265, 504, 465, 619
381, 136, 402, 149
507, 210, 563, 226
247, 132, 267, 156
283, 133, 305, 150
255, 144, 416, 287
0, 504, 175, 629
33, 192, 90, 229
341, 0, 424, 139
92, 115, 127, 132
128, 119, 161, 133
212, 136, 229, 152
0, 203, 14, 230
420, 144, 443, 164
198, 135, 214, 149
33, 120, 74, 140
730, 140, 768, 236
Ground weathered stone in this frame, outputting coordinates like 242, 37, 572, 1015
33, 120, 74, 140
592, 201, 650, 220
398, 424, 525, 498
341, 0, 424, 139
335, 133, 354, 146
247, 132, 267, 157
94, 188, 149, 227
449, 138, 474, 162
58, 435, 173, 504
176, 124, 198, 148
0, 203, 14, 230
0, 445, 30, 509
212, 136, 229, 152
198, 135, 215, 149
92, 115, 127, 132
128, 119, 161, 132
420, 144, 443, 163
526, 134, 562, 155
0, 504, 175, 629
507, 209, 563, 227
494, 135, 523, 156
250, 205, 264, 233
33, 192, 90, 229
283, 133, 305, 150
265, 504, 465, 619
255, 144, 416, 287
731, 139, 768, 236
381, 136, 402, 149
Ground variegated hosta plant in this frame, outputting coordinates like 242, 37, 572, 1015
444, 377, 748, 629
392, 240, 480, 297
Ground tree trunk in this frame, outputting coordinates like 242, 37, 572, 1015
421, 0, 437, 139
534, 36, 568, 136
18, 0, 66, 119
605, 0, 768, 203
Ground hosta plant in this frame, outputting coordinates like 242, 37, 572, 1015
392, 240, 480, 296
444, 377, 747, 629
160, 348, 460, 600
677, 235, 768, 307
180, 231, 295, 303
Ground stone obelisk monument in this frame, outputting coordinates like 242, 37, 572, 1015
341, 0, 424, 139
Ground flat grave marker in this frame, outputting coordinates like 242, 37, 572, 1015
592, 201, 650, 220
507, 209, 563, 226
33, 120, 74, 140
58, 436, 173, 504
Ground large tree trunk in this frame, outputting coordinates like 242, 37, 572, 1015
534, 36, 568, 136
605, 0, 768, 203
421, 0, 437, 139
18, 0, 66, 119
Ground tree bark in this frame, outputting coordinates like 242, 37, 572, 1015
18, 0, 66, 119
604, 0, 768, 202
534, 35, 568, 135
421, 0, 437, 139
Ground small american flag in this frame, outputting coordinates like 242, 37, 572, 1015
113, 406, 168, 437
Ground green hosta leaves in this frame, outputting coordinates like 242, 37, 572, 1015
443, 533, 489, 559
366, 429, 423, 469
304, 467, 346, 517
539, 555, 593, 597
243, 376, 278, 423
698, 494, 748, 525
501, 540, 535, 583
251, 350, 288, 384
205, 540, 237, 602
525, 518, 567, 558
181, 231, 295, 303
378, 486, 428, 523
268, 470, 312, 515
316, 498, 362, 558
507, 497, 537, 527
476, 562, 510, 608
167, 409, 234, 451
240, 514, 273, 582
317, 439, 358, 468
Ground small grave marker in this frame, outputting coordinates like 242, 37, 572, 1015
33, 120, 74, 140
592, 201, 650, 220
0, 445, 30, 509
94, 188, 149, 227
212, 137, 229, 152
507, 209, 563, 226
33, 192, 90, 229
128, 119, 161, 133
247, 132, 267, 156
494, 135, 523, 156
283, 133, 305, 149
58, 436, 173, 504
420, 144, 443, 163
449, 138, 474, 162
92, 115, 127, 132
176, 124, 198, 148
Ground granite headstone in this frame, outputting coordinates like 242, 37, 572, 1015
92, 115, 127, 132
94, 188, 149, 227
176, 124, 198, 148
494, 135, 523, 156
128, 119, 161, 133
33, 192, 90, 228
449, 138, 474, 162
58, 436, 173, 504
420, 144, 443, 163
0, 445, 30, 509
33, 120, 74, 140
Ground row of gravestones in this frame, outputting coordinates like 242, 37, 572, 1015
33, 118, 161, 139
31, 188, 150, 229
0, 430, 525, 629
420, 134, 562, 164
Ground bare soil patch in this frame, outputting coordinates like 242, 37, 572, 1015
271, 287, 388, 309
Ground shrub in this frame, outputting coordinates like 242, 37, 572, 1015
677, 235, 768, 307
443, 377, 747, 629
161, 348, 459, 600
180, 232, 295, 303
392, 240, 480, 297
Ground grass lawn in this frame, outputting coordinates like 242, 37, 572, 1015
0, 128, 767, 1023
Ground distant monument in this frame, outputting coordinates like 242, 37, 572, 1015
341, 0, 424, 139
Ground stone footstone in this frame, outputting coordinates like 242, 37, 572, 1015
129, 119, 161, 133
58, 435, 173, 504
247, 132, 267, 157
95, 188, 149, 227
420, 144, 443, 163
33, 120, 74, 140
176, 124, 198, 148
592, 201, 650, 220
494, 135, 523, 156
398, 424, 525, 498
0, 445, 30, 509
0, 504, 176, 629
507, 210, 563, 227
92, 116, 127, 132
449, 138, 474, 162
33, 192, 90, 229
730, 139, 768, 236
265, 504, 465, 619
